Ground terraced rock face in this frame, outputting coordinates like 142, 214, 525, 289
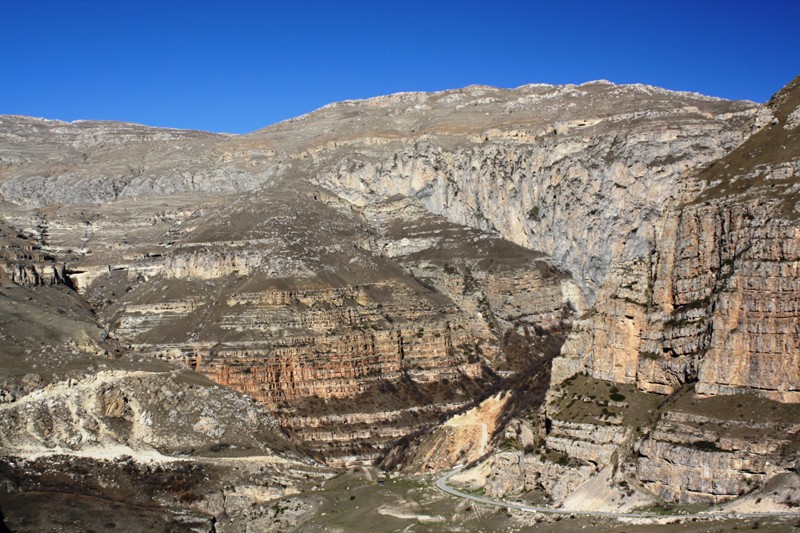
1, 77, 797, 517
387, 77, 800, 511
633, 392, 800, 504
537, 76, 800, 504
92, 189, 575, 464
0, 220, 324, 530
1, 175, 576, 463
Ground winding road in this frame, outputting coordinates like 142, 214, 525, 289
435, 467, 800, 520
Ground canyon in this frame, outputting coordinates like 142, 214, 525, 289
0, 76, 798, 531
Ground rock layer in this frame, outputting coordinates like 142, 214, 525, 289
0, 181, 573, 463
1, 78, 798, 512
545, 75, 800, 503
553, 75, 800, 402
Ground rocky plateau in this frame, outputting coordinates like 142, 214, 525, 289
0, 76, 799, 531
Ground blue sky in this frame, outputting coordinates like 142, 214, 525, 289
1, 0, 798, 133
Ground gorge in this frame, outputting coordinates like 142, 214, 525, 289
0, 76, 798, 531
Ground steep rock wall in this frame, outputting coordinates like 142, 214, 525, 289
553, 76, 800, 402
311, 102, 757, 301
548, 75, 800, 503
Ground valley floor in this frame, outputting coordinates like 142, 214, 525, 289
3, 463, 799, 532
222, 467, 800, 532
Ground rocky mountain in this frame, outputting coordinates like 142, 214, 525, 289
0, 76, 798, 530
0, 82, 761, 301
545, 73, 800, 504
400, 76, 800, 513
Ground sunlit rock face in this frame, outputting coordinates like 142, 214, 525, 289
1, 76, 797, 513
267, 82, 758, 304
544, 75, 800, 504
552, 75, 800, 403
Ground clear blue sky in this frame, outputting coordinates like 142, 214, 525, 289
1, 0, 798, 133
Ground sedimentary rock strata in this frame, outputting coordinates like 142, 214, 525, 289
540, 75, 800, 504
1, 77, 798, 517
552, 76, 800, 403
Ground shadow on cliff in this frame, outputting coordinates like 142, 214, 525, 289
0, 505, 10, 533
487, 324, 570, 443
379, 322, 570, 470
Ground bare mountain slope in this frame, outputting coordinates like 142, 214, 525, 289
0, 78, 797, 527
0, 82, 762, 300
0, 220, 324, 530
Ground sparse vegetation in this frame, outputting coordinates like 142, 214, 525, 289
634, 501, 713, 515
550, 373, 663, 428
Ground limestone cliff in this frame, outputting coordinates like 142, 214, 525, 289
390, 77, 800, 511
553, 76, 800, 401
255, 82, 758, 302
542, 75, 800, 504
1, 78, 797, 514
0, 83, 763, 467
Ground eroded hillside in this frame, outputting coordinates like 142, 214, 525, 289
1, 77, 798, 530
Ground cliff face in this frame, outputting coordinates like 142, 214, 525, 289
261, 82, 759, 302
1, 77, 798, 514
553, 75, 800, 402
540, 75, 800, 504
120, 191, 575, 463
388, 77, 800, 511
553, 199, 800, 402
633, 393, 799, 504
